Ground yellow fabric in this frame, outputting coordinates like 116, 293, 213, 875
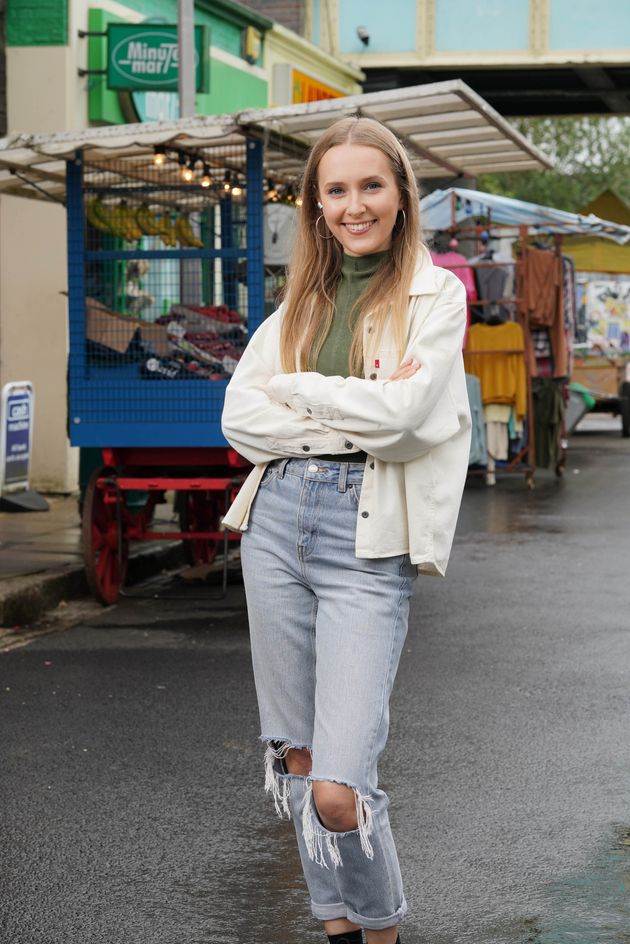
484, 404, 511, 422
464, 322, 527, 420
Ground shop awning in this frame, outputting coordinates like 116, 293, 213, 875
420, 186, 630, 245
0, 80, 551, 205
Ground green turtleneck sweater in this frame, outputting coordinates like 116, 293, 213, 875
314, 250, 389, 461
316, 250, 388, 377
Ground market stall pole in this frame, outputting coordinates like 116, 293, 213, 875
67, 139, 264, 603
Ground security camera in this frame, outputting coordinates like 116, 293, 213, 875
356, 25, 370, 46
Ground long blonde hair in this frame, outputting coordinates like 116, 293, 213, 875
279, 116, 421, 375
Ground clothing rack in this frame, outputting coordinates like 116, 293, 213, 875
431, 221, 569, 488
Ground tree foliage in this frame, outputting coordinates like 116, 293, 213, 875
478, 117, 630, 212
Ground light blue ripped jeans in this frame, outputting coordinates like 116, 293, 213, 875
240, 457, 417, 931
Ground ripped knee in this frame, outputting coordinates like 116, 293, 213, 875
285, 747, 312, 776
312, 780, 358, 832
303, 780, 376, 869
263, 739, 312, 819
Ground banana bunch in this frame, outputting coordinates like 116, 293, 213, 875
136, 203, 163, 237
109, 202, 143, 242
175, 215, 204, 249
156, 214, 178, 248
86, 199, 142, 242
86, 198, 114, 233
86, 200, 204, 249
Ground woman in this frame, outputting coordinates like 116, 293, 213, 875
221, 116, 471, 944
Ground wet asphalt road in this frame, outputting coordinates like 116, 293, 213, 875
2, 421, 630, 944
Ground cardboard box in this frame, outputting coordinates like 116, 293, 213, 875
85, 298, 169, 357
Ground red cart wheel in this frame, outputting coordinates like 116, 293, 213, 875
178, 490, 219, 565
82, 467, 128, 605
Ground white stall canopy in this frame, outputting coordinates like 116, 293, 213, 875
0, 81, 551, 206
421, 186, 630, 245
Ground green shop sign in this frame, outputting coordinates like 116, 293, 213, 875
107, 24, 209, 92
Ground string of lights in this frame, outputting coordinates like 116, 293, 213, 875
151, 147, 302, 205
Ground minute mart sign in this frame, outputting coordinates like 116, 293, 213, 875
107, 24, 209, 92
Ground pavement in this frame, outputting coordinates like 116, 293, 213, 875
0, 492, 186, 632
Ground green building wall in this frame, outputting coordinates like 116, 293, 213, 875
7, 0, 68, 45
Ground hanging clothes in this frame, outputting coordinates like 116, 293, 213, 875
465, 373, 488, 466
431, 249, 477, 344
519, 247, 568, 379
532, 378, 564, 469
430, 250, 477, 301
470, 249, 515, 323
464, 321, 527, 421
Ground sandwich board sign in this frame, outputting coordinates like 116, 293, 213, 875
0, 382, 48, 511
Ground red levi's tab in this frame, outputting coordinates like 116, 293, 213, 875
375, 359, 380, 368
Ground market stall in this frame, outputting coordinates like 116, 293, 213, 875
420, 187, 630, 483
0, 82, 552, 601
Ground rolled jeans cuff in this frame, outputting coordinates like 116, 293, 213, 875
310, 897, 408, 930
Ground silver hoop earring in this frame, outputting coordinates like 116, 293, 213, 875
316, 214, 334, 239
394, 209, 407, 232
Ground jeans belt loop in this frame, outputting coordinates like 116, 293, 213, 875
337, 461, 348, 493
277, 458, 290, 479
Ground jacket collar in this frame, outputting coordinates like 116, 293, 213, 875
409, 244, 440, 297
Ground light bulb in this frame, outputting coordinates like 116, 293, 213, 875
232, 185, 243, 196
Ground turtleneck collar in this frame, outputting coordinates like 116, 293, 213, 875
341, 250, 390, 279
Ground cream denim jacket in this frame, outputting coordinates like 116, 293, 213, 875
221, 248, 472, 576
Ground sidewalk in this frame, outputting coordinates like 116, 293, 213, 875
0, 495, 184, 627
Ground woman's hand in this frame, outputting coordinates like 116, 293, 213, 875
389, 357, 420, 381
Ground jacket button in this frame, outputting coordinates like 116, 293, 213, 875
302, 445, 310, 452
344, 440, 353, 449
361, 511, 369, 518
369, 373, 377, 380
369, 462, 374, 469
306, 408, 312, 414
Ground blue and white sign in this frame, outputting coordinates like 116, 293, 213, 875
1, 382, 34, 493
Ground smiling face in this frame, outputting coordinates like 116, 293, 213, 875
316, 143, 403, 256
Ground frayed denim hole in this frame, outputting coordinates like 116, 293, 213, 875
302, 779, 376, 870
262, 740, 312, 820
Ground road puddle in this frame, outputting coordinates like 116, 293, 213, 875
495, 826, 630, 943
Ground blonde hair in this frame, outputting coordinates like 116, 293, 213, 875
279, 116, 421, 375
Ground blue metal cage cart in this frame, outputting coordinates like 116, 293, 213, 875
67, 132, 267, 602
